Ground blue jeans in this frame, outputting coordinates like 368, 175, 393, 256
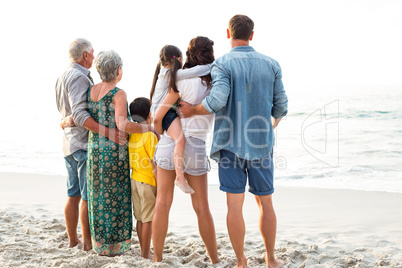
64, 149, 88, 200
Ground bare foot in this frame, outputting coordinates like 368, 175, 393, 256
236, 254, 247, 267
146, 252, 154, 260
266, 256, 285, 268
153, 255, 162, 263
83, 241, 92, 251
68, 239, 81, 248
210, 258, 220, 264
141, 250, 154, 260
175, 175, 194, 194
149, 250, 155, 258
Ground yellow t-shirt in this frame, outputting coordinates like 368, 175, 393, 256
128, 131, 158, 187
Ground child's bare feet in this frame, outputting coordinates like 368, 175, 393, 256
175, 174, 194, 194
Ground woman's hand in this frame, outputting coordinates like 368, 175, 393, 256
60, 115, 75, 129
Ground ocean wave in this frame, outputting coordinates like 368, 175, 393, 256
341, 111, 402, 119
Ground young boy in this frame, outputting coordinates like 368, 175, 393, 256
128, 97, 159, 259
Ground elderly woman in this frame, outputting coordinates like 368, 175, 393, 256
87, 50, 153, 256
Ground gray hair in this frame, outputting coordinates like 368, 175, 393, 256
95, 50, 123, 82
69, 38, 93, 62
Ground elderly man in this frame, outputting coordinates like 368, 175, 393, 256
55, 38, 126, 251
180, 15, 288, 267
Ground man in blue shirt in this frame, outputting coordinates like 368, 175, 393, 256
180, 15, 287, 268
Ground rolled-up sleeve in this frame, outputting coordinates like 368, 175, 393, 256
271, 64, 288, 119
68, 76, 91, 127
202, 61, 230, 114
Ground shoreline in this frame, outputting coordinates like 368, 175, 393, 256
1, 172, 402, 267
1, 170, 401, 194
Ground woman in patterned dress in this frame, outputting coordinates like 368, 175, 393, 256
87, 50, 154, 256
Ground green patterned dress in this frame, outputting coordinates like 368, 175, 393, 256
86, 86, 132, 255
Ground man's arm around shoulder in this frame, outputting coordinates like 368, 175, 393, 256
67, 76, 127, 145
179, 60, 230, 117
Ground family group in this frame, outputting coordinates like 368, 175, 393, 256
55, 14, 288, 268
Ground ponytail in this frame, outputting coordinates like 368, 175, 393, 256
153, 45, 182, 97
168, 57, 181, 93
150, 62, 161, 101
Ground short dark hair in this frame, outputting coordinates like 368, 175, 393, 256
228, 14, 254, 41
129, 97, 151, 123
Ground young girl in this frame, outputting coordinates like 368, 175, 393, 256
150, 45, 210, 194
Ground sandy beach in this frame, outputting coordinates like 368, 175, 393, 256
0, 172, 401, 267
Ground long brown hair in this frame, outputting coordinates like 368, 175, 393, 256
150, 45, 182, 101
183, 36, 215, 88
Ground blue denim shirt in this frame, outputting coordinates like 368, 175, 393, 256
202, 46, 288, 161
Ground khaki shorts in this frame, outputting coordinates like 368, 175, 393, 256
131, 179, 157, 223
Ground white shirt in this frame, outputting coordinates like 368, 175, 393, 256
165, 77, 215, 142
150, 65, 211, 116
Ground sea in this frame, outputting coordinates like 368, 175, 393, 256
1, 77, 401, 194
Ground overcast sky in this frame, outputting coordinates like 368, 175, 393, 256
1, 0, 401, 101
